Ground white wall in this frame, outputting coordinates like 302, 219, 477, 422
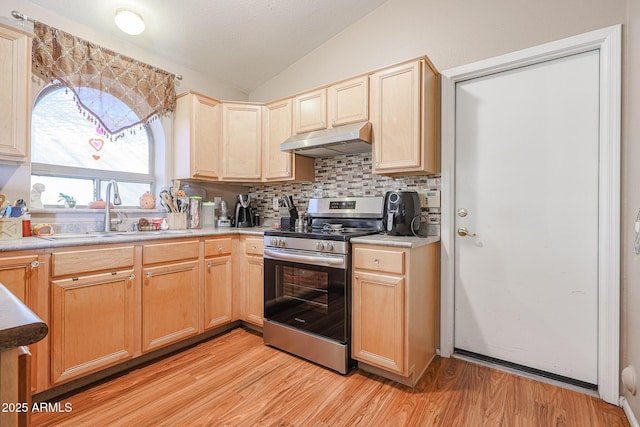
250, 0, 640, 420
250, 0, 626, 102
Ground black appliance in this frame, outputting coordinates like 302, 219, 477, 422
234, 194, 255, 227
263, 196, 384, 374
383, 191, 421, 236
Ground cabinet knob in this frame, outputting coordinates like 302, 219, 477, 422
129, 274, 135, 280
252, 245, 257, 250
374, 162, 379, 168
373, 258, 380, 265
207, 262, 213, 268
146, 272, 152, 278
218, 246, 223, 252
30, 260, 40, 268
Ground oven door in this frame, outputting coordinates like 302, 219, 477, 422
264, 248, 348, 343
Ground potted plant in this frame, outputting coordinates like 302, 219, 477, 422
58, 193, 76, 208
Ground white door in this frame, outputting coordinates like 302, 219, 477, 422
453, 50, 600, 384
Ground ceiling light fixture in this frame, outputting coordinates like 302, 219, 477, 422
114, 8, 145, 35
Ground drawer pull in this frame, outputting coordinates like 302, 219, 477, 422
251, 245, 257, 250
207, 262, 213, 268
218, 246, 223, 252
373, 258, 380, 265
146, 272, 152, 278
30, 260, 40, 268
129, 274, 135, 280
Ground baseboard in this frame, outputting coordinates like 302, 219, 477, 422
620, 397, 640, 427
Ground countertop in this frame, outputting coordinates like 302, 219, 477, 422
0, 283, 48, 351
351, 234, 440, 248
0, 226, 440, 252
0, 226, 272, 252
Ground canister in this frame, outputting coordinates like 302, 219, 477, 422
189, 196, 202, 229
202, 202, 215, 228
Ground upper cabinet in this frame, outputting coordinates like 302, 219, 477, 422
293, 75, 369, 134
0, 23, 31, 162
293, 88, 327, 134
327, 75, 369, 127
263, 98, 314, 182
370, 58, 439, 176
173, 91, 221, 180
220, 102, 263, 181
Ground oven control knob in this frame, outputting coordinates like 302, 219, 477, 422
325, 242, 334, 251
270, 237, 279, 246
278, 239, 286, 248
316, 241, 325, 251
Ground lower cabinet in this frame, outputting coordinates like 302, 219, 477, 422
51, 270, 135, 384
352, 243, 438, 386
142, 241, 200, 352
203, 238, 233, 330
240, 237, 264, 327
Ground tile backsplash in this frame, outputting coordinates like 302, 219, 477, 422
249, 153, 441, 226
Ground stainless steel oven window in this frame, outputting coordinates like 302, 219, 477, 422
279, 266, 329, 314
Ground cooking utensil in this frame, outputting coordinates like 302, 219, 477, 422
160, 191, 176, 212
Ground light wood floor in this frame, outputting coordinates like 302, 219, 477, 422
32, 328, 629, 427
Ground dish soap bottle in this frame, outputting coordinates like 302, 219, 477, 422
160, 218, 169, 230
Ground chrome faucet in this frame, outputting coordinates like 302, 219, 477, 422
104, 180, 122, 232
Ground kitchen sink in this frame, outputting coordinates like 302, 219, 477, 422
36, 230, 193, 240
36, 232, 129, 240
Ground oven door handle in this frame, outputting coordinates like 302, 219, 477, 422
263, 248, 345, 267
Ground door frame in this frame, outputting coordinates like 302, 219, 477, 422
439, 25, 621, 404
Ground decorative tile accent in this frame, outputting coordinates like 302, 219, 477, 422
248, 153, 441, 228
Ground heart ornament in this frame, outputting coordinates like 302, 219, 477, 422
88, 138, 104, 152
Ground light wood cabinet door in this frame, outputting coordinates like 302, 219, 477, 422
174, 91, 221, 180
370, 59, 439, 176
51, 270, 135, 384
293, 88, 327, 134
328, 75, 369, 127
203, 256, 233, 330
221, 102, 262, 180
352, 270, 406, 375
0, 23, 31, 162
244, 256, 264, 327
142, 261, 200, 352
0, 254, 39, 307
264, 98, 294, 180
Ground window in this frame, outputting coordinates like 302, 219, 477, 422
31, 85, 154, 207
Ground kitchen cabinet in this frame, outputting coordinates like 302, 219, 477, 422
293, 88, 327, 134
327, 75, 369, 127
293, 75, 369, 135
221, 102, 263, 181
203, 237, 233, 330
369, 58, 439, 176
352, 242, 438, 386
0, 23, 31, 162
0, 252, 49, 393
240, 237, 264, 327
174, 91, 221, 179
263, 98, 315, 182
50, 246, 136, 385
142, 240, 200, 352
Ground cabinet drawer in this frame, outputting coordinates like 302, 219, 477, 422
353, 247, 405, 275
143, 240, 199, 265
204, 237, 233, 257
52, 246, 135, 277
245, 238, 264, 256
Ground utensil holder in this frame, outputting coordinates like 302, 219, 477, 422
166, 213, 187, 230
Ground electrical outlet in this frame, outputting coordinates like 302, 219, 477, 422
273, 197, 279, 211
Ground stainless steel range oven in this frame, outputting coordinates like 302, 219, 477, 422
263, 197, 383, 374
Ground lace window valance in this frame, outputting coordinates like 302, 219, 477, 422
32, 21, 176, 137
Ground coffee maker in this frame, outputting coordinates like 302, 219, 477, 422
234, 194, 255, 227
383, 191, 421, 236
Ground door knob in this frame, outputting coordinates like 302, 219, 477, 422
457, 227, 476, 237
457, 208, 468, 217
